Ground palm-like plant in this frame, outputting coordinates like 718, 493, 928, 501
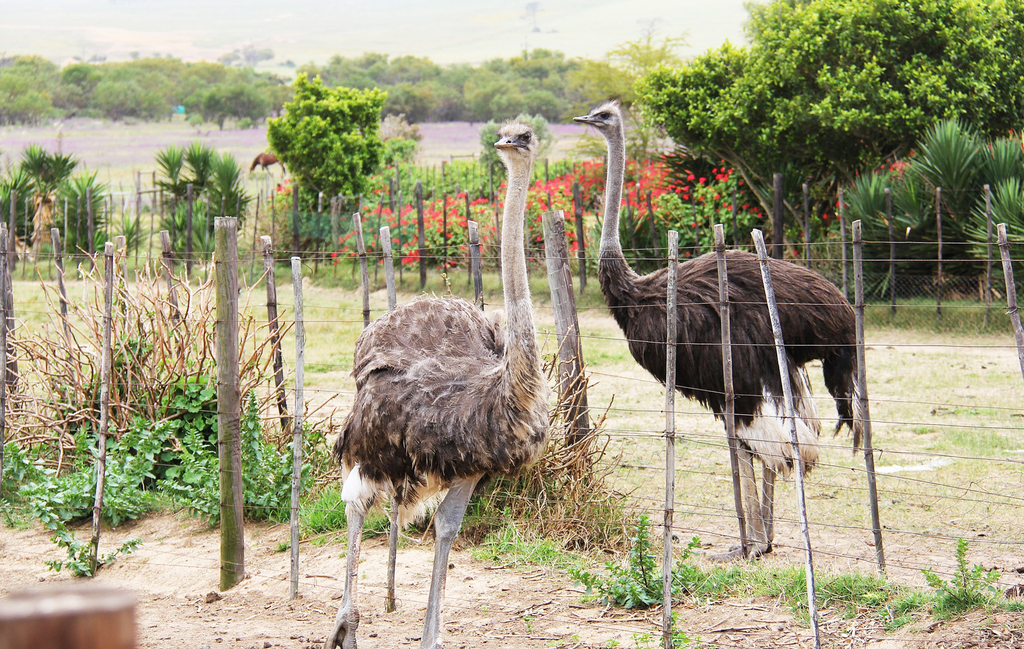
207, 153, 251, 220
184, 142, 216, 193
160, 199, 213, 256
19, 145, 79, 247
155, 144, 189, 202
1, 166, 36, 240
56, 172, 108, 255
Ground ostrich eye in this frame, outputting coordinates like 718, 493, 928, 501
598, 112, 611, 119
520, 133, 531, 142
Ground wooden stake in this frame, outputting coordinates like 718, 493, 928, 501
89, 242, 115, 575
185, 184, 193, 276
936, 187, 943, 317
289, 257, 305, 599
159, 231, 180, 324
662, 229, 678, 649
984, 185, 993, 330
751, 228, 821, 649
9, 189, 17, 273
469, 221, 483, 309
261, 236, 289, 431
353, 213, 370, 327
1, 223, 15, 390
771, 173, 783, 259
0, 229, 7, 487
380, 226, 397, 311
416, 181, 426, 290
215, 217, 244, 591
51, 229, 72, 347
838, 187, 848, 301
997, 224, 1024, 381
885, 188, 895, 315
713, 224, 747, 557
291, 184, 300, 256
852, 220, 887, 575
542, 210, 590, 444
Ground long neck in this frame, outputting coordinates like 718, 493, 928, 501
600, 124, 626, 261
500, 157, 541, 382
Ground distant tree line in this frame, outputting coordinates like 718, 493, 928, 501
0, 55, 291, 127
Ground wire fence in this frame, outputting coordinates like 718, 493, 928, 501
0, 211, 1022, 647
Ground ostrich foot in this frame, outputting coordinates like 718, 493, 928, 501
707, 542, 771, 562
326, 606, 359, 649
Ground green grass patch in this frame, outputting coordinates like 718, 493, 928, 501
472, 522, 586, 572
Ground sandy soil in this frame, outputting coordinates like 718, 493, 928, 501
2, 512, 1022, 649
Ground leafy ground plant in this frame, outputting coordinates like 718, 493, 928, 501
922, 538, 1001, 617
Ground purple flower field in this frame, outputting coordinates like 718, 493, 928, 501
0, 118, 591, 187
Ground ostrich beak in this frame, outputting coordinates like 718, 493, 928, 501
573, 114, 596, 125
494, 137, 520, 150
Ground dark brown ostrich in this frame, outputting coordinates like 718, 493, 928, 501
326, 121, 549, 649
574, 101, 863, 559
250, 152, 285, 173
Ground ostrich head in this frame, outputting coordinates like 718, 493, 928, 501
573, 100, 624, 137
494, 121, 537, 169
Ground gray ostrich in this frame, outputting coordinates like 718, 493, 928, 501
327, 121, 549, 649
574, 101, 862, 558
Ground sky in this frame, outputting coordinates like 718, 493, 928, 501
0, 0, 752, 68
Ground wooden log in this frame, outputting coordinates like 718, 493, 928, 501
852, 220, 887, 575
89, 241, 115, 575
0, 586, 136, 649
291, 183, 300, 256
1, 224, 15, 389
541, 209, 590, 444
713, 224, 748, 557
0, 231, 6, 486
751, 229, 821, 649
661, 230, 678, 649
215, 217, 244, 591
997, 224, 1024, 381
289, 257, 305, 600
353, 213, 371, 327
261, 236, 289, 431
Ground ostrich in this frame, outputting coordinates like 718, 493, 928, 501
250, 152, 285, 173
574, 101, 862, 558
327, 121, 549, 649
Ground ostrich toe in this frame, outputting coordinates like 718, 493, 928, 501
326, 605, 359, 649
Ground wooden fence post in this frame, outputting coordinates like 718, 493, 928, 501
0, 231, 6, 486
291, 183, 300, 256
751, 228, 821, 649
416, 181, 426, 290
2, 224, 15, 390
997, 224, 1024, 381
713, 224, 748, 557
984, 185, 993, 330
261, 236, 289, 432
838, 187, 848, 301
89, 241, 115, 575
215, 217, 244, 591
936, 187, 943, 317
51, 229, 72, 347
9, 189, 17, 273
542, 209, 591, 444
853, 220, 887, 575
159, 231, 181, 324
771, 173, 783, 259
803, 183, 811, 268
353, 213, 370, 327
380, 226, 397, 311
661, 229, 678, 649
573, 182, 587, 293
469, 221, 483, 309
885, 188, 895, 315
0, 586, 136, 649
289, 257, 305, 599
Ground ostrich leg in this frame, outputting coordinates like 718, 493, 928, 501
761, 465, 777, 553
386, 498, 400, 612
328, 500, 371, 649
420, 475, 482, 649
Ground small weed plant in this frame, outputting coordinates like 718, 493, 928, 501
922, 538, 1000, 617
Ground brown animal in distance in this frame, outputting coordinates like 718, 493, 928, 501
326, 121, 549, 649
249, 152, 285, 173
575, 100, 864, 560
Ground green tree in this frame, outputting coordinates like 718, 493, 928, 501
266, 74, 386, 198
638, 0, 1024, 216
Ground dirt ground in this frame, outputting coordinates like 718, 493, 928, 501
2, 513, 1022, 649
